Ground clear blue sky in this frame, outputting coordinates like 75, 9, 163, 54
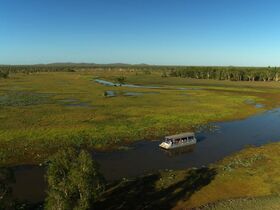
1, 0, 280, 66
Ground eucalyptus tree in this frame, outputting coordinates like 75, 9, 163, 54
45, 148, 105, 210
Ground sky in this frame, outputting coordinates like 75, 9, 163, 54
1, 0, 280, 66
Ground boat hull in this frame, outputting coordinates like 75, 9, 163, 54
159, 139, 196, 150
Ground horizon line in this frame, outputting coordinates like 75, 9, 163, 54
0, 62, 278, 68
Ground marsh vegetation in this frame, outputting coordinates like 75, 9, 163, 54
2, 67, 280, 166
1, 65, 280, 209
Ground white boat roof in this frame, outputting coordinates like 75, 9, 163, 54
165, 132, 195, 140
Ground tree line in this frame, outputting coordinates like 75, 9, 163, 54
0, 65, 76, 75
2, 64, 280, 82
168, 66, 280, 82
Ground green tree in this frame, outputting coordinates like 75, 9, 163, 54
45, 148, 105, 210
115, 76, 126, 85
161, 71, 167, 77
0, 70, 9, 79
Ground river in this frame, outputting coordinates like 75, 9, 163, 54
11, 107, 280, 203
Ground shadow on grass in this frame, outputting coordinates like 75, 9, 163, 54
94, 167, 217, 210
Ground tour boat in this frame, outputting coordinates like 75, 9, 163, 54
159, 132, 196, 149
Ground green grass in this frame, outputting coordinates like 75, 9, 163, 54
174, 142, 280, 209
2, 70, 280, 209
1, 70, 280, 165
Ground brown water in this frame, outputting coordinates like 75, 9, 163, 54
11, 108, 280, 203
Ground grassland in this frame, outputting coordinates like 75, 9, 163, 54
201, 195, 280, 210
94, 142, 280, 209
176, 142, 280, 209
1, 70, 280, 166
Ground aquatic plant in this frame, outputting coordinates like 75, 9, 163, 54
0, 91, 53, 106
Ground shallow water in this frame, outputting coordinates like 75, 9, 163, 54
177, 87, 202, 90
0, 91, 54, 106
123, 91, 160, 96
95, 79, 206, 91
244, 99, 264, 108
95, 79, 161, 89
104, 90, 117, 97
103, 90, 160, 97
255, 104, 264, 108
11, 108, 280, 203
57, 98, 93, 107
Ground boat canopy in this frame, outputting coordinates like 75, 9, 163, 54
165, 132, 195, 140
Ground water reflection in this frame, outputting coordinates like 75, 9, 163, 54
12, 165, 46, 203
104, 90, 117, 97
195, 134, 207, 143
160, 145, 195, 157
